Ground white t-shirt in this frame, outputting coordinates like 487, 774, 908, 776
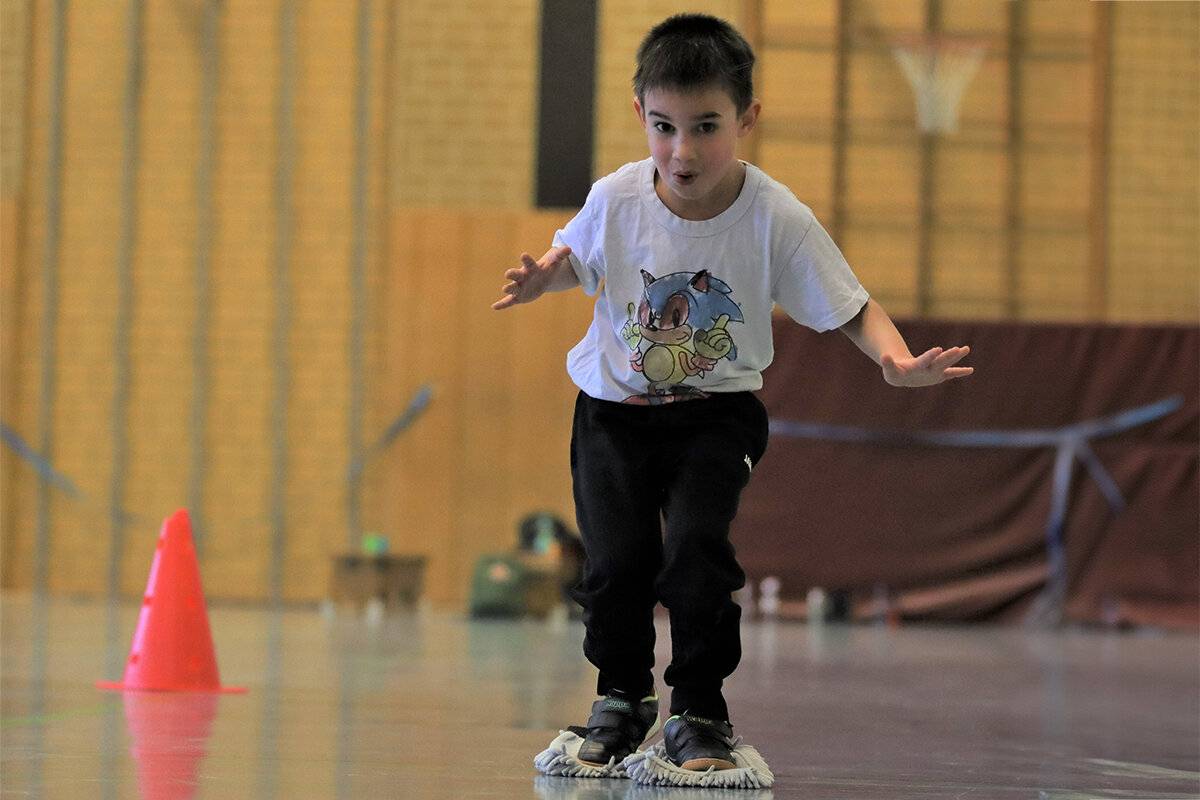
556, 158, 868, 405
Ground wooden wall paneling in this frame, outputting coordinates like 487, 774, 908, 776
760, 49, 835, 124
0, 198, 23, 588
956, 57, 1007, 135
125, 0, 203, 583
1018, 229, 1090, 321
1021, 60, 1092, 131
456, 212, 521, 591
847, 47, 913, 129
198, 0, 279, 602
1025, 0, 1093, 40
552, 216, 600, 530
284, 0, 356, 601
841, 226, 919, 315
509, 212, 581, 535
930, 227, 1005, 318
762, 0, 837, 34
0, 0, 37, 590
403, 210, 469, 604
759, 141, 833, 219
857, 0, 924, 34
372, 210, 424, 578
844, 142, 920, 218
940, 1, 1006, 34
933, 148, 1005, 218
50, 1, 132, 594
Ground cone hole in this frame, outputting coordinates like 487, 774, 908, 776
129, 653, 139, 664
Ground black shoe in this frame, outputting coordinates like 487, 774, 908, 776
663, 714, 737, 771
568, 694, 659, 766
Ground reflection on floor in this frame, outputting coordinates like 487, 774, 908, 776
2, 593, 1197, 799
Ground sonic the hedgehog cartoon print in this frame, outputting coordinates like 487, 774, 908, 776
621, 268, 744, 404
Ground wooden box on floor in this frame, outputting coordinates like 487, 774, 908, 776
330, 554, 427, 611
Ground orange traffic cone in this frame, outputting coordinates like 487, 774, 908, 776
97, 509, 245, 693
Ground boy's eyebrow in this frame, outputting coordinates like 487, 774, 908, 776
647, 110, 723, 121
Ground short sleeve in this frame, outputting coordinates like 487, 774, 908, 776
773, 215, 869, 331
552, 181, 607, 296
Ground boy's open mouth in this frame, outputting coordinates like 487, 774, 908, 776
673, 171, 697, 185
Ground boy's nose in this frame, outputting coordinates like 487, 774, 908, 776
673, 137, 695, 162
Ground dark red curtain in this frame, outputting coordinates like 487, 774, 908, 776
734, 319, 1198, 628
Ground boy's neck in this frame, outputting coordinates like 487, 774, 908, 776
654, 161, 747, 221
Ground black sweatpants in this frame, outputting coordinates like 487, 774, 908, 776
568, 390, 770, 721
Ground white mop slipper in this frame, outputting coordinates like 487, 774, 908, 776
623, 739, 774, 789
533, 730, 629, 779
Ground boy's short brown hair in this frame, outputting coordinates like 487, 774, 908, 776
633, 14, 756, 114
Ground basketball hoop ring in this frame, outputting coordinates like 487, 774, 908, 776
891, 33, 987, 135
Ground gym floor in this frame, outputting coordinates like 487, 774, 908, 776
2, 593, 1197, 799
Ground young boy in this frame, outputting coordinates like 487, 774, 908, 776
494, 14, 971, 775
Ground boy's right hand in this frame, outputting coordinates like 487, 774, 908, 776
491, 245, 573, 310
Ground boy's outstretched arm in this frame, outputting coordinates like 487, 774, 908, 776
839, 298, 974, 387
491, 245, 580, 310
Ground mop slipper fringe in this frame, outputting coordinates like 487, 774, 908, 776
623, 739, 775, 789
535, 693, 661, 779
533, 729, 630, 778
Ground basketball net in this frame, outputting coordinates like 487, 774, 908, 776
892, 35, 986, 135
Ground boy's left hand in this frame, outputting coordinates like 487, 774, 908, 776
881, 346, 973, 387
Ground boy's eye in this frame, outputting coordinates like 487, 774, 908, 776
653, 122, 674, 134
697, 122, 717, 134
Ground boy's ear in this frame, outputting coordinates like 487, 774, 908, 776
738, 100, 762, 137
632, 96, 646, 125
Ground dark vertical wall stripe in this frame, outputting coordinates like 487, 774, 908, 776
915, 0, 943, 317
535, 0, 597, 207
35, 0, 69, 594
108, 0, 145, 601
270, 0, 297, 605
831, 0, 851, 243
347, 0, 370, 547
1005, 1, 1025, 318
190, 0, 221, 553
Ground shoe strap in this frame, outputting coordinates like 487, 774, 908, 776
586, 697, 655, 737
673, 714, 734, 743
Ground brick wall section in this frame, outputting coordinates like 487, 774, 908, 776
390, 0, 539, 207
1108, 3, 1199, 323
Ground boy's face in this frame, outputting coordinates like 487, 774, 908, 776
634, 85, 760, 217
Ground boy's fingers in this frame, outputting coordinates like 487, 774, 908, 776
552, 245, 572, 261
932, 346, 970, 367
915, 347, 942, 368
521, 253, 538, 269
492, 295, 516, 310
944, 367, 974, 379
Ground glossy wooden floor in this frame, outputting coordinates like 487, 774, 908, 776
2, 593, 1197, 800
